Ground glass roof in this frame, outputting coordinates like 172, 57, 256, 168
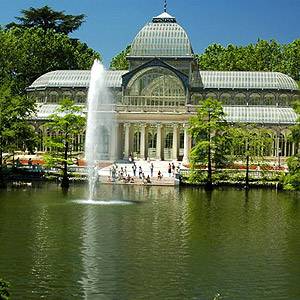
223, 106, 297, 124
129, 13, 193, 57
35, 104, 297, 125
200, 71, 298, 90
28, 70, 127, 89
29, 70, 298, 91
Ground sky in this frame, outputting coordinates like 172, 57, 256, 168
1, 0, 300, 67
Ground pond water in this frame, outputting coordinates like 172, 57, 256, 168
0, 184, 299, 300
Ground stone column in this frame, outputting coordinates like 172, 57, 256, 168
172, 124, 179, 160
110, 123, 119, 161
118, 124, 124, 159
182, 124, 190, 164
156, 124, 164, 160
140, 124, 148, 160
124, 123, 131, 159
284, 136, 287, 157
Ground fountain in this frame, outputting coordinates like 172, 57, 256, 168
85, 60, 117, 200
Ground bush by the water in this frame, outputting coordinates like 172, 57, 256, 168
0, 279, 10, 300
284, 155, 300, 191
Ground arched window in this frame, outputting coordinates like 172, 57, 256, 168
278, 133, 285, 157
179, 132, 184, 149
133, 131, 141, 153
148, 132, 157, 149
62, 91, 72, 100
220, 93, 232, 105
279, 94, 288, 107
205, 92, 217, 100
235, 93, 246, 105
48, 91, 59, 103
125, 67, 185, 107
191, 94, 203, 105
75, 91, 86, 104
264, 93, 276, 105
165, 132, 173, 149
249, 93, 261, 106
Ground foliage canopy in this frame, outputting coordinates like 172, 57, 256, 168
6, 5, 85, 35
0, 84, 36, 167
0, 27, 100, 94
45, 99, 86, 188
110, 45, 131, 70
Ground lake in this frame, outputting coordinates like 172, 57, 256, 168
0, 184, 299, 299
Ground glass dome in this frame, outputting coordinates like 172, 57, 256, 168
129, 12, 193, 57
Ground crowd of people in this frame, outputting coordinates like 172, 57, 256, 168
107, 159, 181, 185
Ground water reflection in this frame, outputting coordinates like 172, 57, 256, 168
0, 185, 299, 299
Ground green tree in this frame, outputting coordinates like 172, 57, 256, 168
284, 101, 300, 190
0, 84, 36, 186
45, 99, 86, 188
230, 124, 273, 189
0, 278, 10, 300
289, 100, 300, 150
110, 45, 131, 70
197, 39, 300, 81
189, 98, 230, 189
0, 27, 100, 94
284, 155, 300, 190
282, 40, 300, 81
6, 6, 85, 35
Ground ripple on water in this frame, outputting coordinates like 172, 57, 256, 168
72, 199, 135, 205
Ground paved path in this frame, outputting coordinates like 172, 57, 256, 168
98, 160, 185, 186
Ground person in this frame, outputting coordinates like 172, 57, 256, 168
126, 174, 131, 183
132, 163, 137, 176
171, 162, 176, 176
15, 157, 20, 167
150, 162, 154, 177
139, 166, 143, 179
28, 158, 32, 168
112, 167, 116, 181
146, 175, 151, 184
128, 153, 132, 163
158, 170, 162, 180
168, 163, 172, 177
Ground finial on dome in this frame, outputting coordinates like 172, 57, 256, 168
164, 0, 167, 12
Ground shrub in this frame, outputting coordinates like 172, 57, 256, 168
0, 279, 10, 300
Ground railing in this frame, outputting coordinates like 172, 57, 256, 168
122, 96, 186, 107
116, 104, 190, 113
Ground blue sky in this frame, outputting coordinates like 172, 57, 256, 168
1, 0, 300, 67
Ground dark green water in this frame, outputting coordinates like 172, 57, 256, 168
0, 184, 299, 300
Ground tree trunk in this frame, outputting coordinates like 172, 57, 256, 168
61, 140, 69, 189
245, 155, 250, 190
0, 149, 6, 188
206, 141, 213, 190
